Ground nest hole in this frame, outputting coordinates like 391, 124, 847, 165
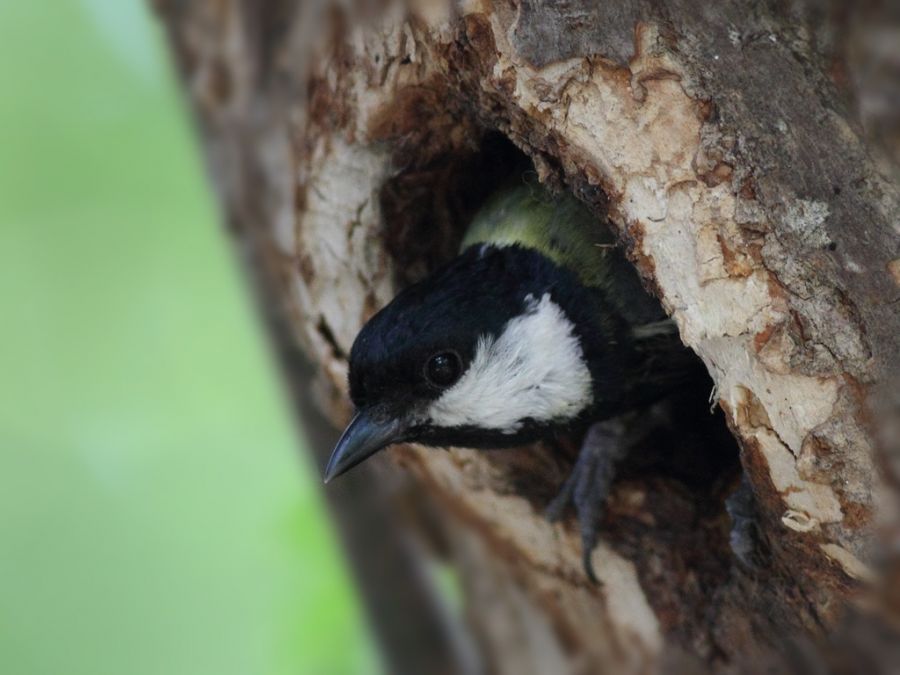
379, 130, 742, 558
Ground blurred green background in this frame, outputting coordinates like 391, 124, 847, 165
0, 2, 377, 673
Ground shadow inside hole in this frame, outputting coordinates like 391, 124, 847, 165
505, 377, 742, 520
380, 133, 535, 287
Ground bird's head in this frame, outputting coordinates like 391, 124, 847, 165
323, 244, 607, 482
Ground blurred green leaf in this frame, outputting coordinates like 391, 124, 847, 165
0, 3, 377, 674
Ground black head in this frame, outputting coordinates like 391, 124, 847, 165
324, 244, 625, 482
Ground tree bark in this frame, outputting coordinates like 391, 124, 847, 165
155, 1, 900, 672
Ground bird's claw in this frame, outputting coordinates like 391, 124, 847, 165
726, 472, 768, 570
544, 420, 628, 584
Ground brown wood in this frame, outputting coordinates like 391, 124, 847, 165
155, 1, 900, 672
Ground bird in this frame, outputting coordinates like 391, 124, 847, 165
323, 178, 709, 581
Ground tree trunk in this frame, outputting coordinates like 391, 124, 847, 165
155, 1, 900, 672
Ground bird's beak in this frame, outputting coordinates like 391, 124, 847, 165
323, 409, 407, 483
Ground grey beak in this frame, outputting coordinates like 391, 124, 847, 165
323, 409, 406, 483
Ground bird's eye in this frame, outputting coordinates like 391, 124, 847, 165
424, 351, 462, 388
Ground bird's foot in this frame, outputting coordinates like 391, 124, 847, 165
545, 419, 629, 584
725, 472, 767, 570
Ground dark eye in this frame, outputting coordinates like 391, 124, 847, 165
424, 351, 462, 388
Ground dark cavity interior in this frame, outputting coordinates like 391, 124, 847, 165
380, 133, 533, 287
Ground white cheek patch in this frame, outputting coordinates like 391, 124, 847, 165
427, 293, 593, 433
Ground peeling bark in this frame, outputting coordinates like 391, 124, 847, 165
156, 1, 899, 672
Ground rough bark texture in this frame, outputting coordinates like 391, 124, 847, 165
156, 1, 899, 672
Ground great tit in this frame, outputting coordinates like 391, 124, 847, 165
324, 179, 706, 580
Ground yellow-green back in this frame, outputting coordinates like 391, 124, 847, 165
461, 182, 618, 289
462, 181, 666, 328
